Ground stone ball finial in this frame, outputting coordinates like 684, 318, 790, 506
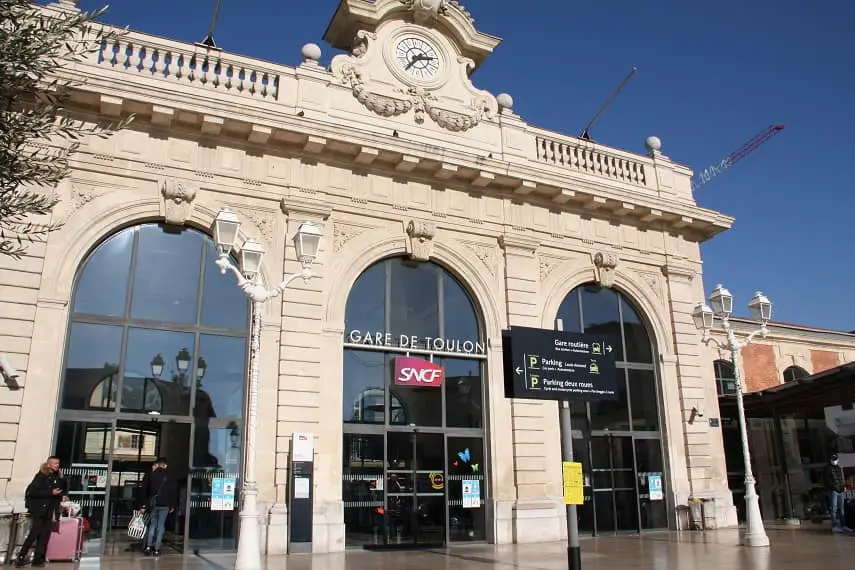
301, 43, 322, 64
645, 136, 662, 153
497, 93, 514, 112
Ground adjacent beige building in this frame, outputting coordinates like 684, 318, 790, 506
3, 0, 814, 556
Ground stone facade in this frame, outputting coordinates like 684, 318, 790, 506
2, 0, 819, 554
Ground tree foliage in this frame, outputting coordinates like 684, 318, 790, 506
0, 0, 131, 258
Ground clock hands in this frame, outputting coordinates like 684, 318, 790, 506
404, 52, 437, 71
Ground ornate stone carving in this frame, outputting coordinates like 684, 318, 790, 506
236, 208, 276, 245
463, 241, 497, 277
333, 222, 369, 253
637, 270, 661, 298
161, 179, 197, 226
329, 32, 496, 132
405, 219, 437, 262
539, 256, 560, 282
399, 0, 449, 24
593, 251, 619, 288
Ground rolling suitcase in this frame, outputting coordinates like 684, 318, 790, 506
45, 517, 83, 562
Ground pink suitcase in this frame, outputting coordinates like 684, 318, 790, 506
46, 517, 83, 562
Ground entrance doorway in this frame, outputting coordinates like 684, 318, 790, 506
54, 224, 249, 556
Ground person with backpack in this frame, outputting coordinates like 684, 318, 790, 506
139, 458, 177, 556
16, 457, 67, 567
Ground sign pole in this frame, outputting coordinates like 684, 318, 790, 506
556, 319, 582, 570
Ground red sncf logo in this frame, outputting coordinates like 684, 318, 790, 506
394, 356, 444, 387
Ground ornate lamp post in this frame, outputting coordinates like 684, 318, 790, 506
692, 284, 773, 548
212, 208, 323, 570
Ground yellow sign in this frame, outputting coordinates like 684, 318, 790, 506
562, 461, 584, 505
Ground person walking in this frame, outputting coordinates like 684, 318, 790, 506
16, 457, 67, 567
139, 458, 177, 556
823, 453, 851, 533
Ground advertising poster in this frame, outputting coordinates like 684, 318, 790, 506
462, 479, 480, 509
648, 473, 663, 501
211, 477, 236, 511
562, 461, 584, 505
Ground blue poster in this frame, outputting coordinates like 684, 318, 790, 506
462, 479, 480, 509
211, 477, 236, 511
648, 474, 663, 501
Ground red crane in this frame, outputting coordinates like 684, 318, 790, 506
692, 125, 785, 190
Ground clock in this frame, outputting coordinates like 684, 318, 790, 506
395, 37, 441, 81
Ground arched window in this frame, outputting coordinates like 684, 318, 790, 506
555, 284, 665, 534
783, 365, 810, 383
341, 257, 486, 547
56, 223, 249, 551
714, 360, 737, 396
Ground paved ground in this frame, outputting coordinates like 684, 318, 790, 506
69, 528, 855, 570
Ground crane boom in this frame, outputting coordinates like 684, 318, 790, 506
693, 124, 785, 190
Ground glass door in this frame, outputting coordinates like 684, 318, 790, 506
385, 431, 446, 547
591, 435, 639, 533
54, 420, 113, 557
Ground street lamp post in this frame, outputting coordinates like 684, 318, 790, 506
692, 284, 772, 548
212, 208, 323, 570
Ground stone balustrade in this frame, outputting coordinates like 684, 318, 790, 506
534, 133, 650, 188
94, 36, 281, 101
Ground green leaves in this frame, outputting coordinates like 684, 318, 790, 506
0, 0, 127, 258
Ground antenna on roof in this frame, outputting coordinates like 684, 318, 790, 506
196, 0, 223, 50
580, 66, 637, 142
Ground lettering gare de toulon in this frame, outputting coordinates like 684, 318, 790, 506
346, 330, 487, 356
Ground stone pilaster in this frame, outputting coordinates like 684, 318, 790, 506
498, 233, 563, 543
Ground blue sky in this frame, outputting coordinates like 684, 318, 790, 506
75, 0, 855, 331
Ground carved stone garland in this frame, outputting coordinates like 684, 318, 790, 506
330, 31, 496, 132
593, 252, 619, 288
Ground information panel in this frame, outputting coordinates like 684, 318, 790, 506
562, 462, 584, 506
503, 327, 618, 402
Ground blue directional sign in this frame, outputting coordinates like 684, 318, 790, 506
503, 327, 619, 402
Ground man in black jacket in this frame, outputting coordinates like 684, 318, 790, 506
139, 458, 177, 556
16, 457, 67, 567
823, 453, 851, 533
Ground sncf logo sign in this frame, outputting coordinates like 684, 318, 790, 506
394, 356, 444, 388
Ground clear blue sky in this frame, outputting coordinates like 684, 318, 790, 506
75, 0, 855, 331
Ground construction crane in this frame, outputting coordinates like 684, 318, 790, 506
692, 125, 785, 191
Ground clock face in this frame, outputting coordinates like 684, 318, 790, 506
395, 37, 441, 81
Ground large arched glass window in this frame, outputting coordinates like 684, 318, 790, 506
555, 284, 665, 534
714, 360, 737, 396
783, 365, 809, 383
56, 224, 249, 552
341, 257, 486, 547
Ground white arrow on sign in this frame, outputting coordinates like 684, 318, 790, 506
606, 345, 613, 353
515, 367, 522, 375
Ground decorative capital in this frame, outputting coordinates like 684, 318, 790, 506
661, 259, 696, 282
593, 251, 619, 288
405, 219, 437, 262
498, 233, 540, 254
280, 196, 332, 220
161, 179, 198, 226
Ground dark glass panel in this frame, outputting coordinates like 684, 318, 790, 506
629, 369, 659, 432
580, 285, 624, 362
120, 327, 194, 415
447, 436, 485, 541
61, 322, 123, 411
415, 433, 444, 471
635, 439, 668, 530
342, 434, 385, 547
387, 431, 413, 471
556, 288, 582, 333
611, 436, 634, 469
200, 244, 249, 331
620, 296, 652, 363
130, 225, 203, 324
442, 271, 479, 342
589, 370, 630, 431
196, 335, 246, 420
343, 350, 386, 424
345, 261, 387, 335
593, 491, 615, 532
72, 229, 134, 317
444, 358, 482, 429
389, 259, 440, 345
614, 489, 638, 531
390, 355, 442, 427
